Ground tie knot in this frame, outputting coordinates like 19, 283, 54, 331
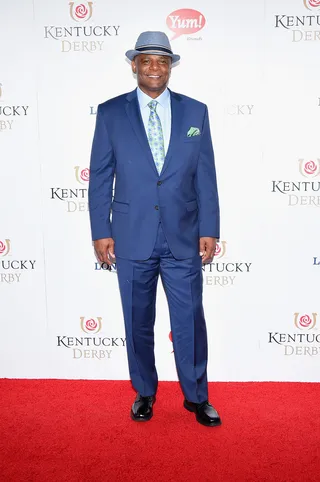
148, 100, 158, 112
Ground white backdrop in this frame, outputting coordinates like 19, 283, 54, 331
1, 0, 320, 381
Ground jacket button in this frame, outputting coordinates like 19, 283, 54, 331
155, 205, 159, 210
157, 181, 162, 186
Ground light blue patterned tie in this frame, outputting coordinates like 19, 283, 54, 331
147, 100, 165, 175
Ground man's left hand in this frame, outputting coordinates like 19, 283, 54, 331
199, 237, 217, 264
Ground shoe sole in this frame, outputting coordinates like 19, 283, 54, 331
183, 401, 222, 427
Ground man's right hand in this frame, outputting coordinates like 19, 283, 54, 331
94, 238, 115, 266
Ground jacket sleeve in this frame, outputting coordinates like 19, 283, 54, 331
194, 106, 220, 238
88, 104, 115, 241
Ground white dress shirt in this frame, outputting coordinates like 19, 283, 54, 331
136, 87, 171, 155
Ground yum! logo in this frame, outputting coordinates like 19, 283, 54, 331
69, 2, 93, 22
166, 9, 206, 40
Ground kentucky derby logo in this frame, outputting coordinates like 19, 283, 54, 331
303, 0, 320, 10
0, 239, 11, 257
80, 317, 102, 334
166, 9, 205, 40
294, 313, 317, 330
69, 2, 93, 22
298, 159, 320, 178
74, 166, 90, 184
214, 241, 227, 259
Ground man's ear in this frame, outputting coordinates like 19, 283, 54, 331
131, 60, 136, 73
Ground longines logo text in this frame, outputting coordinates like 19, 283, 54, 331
271, 159, 320, 206
56, 317, 126, 360
268, 313, 320, 356
0, 239, 36, 284
0, 83, 30, 133
202, 241, 252, 288
44, 1, 120, 53
50, 166, 89, 212
274, 0, 320, 42
95, 261, 117, 273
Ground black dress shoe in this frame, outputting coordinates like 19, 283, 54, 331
131, 394, 156, 422
184, 399, 221, 427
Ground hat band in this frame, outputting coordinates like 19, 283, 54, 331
136, 45, 173, 55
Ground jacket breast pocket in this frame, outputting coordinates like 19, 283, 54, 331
111, 201, 129, 213
183, 135, 202, 143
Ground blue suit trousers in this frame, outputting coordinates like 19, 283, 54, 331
116, 222, 209, 403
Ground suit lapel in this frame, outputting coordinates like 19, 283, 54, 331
125, 89, 159, 176
161, 90, 184, 176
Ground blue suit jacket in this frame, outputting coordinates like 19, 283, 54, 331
89, 88, 220, 260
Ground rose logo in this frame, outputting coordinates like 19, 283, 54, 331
75, 4, 88, 19
299, 315, 312, 328
69, 2, 93, 22
214, 241, 227, 259
294, 313, 317, 330
304, 0, 320, 10
0, 239, 10, 256
80, 316, 102, 334
304, 161, 317, 175
85, 318, 97, 331
74, 166, 90, 184
298, 159, 320, 178
80, 168, 90, 182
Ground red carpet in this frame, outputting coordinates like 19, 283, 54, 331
0, 380, 319, 482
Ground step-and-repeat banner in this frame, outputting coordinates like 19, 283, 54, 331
1, 0, 319, 381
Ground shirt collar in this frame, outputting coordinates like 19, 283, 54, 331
137, 87, 170, 109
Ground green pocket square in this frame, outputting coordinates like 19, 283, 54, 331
187, 127, 201, 137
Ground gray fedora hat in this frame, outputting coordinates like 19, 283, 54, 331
126, 31, 180, 64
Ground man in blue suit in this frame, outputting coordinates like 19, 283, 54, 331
89, 31, 221, 426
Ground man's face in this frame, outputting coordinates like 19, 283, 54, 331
132, 54, 172, 98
